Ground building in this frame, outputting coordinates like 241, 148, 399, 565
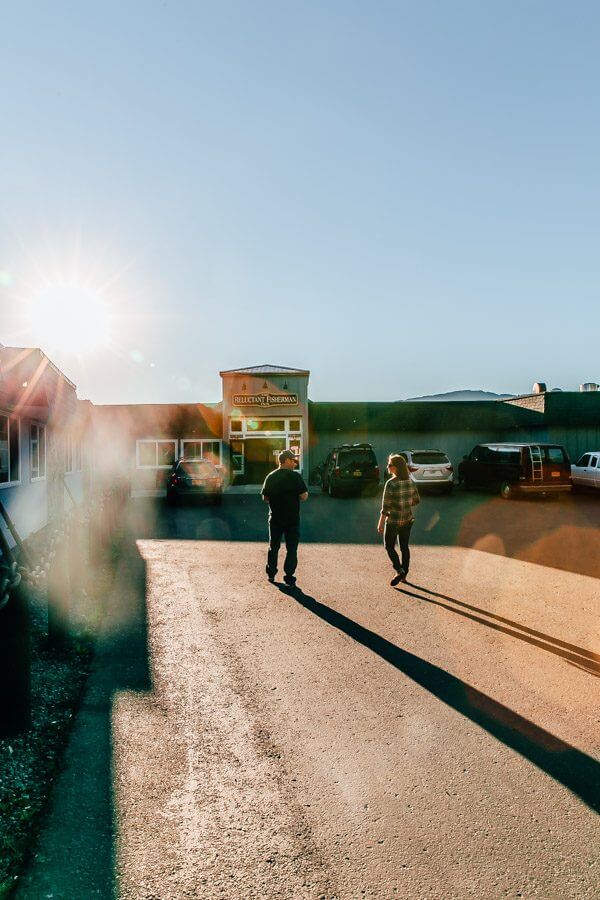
91, 364, 600, 495
4, 344, 597, 537
0, 346, 94, 542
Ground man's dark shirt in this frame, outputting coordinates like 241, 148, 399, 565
261, 468, 308, 526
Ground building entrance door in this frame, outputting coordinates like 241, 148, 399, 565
244, 437, 286, 484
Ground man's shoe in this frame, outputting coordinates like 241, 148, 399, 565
267, 574, 275, 583
283, 575, 296, 586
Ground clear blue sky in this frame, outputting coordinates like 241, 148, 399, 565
1, 1, 599, 403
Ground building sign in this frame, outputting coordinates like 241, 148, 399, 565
232, 392, 299, 408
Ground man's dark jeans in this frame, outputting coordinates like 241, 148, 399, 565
267, 519, 299, 578
384, 521, 413, 574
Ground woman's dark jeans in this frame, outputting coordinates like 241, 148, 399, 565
384, 521, 413, 574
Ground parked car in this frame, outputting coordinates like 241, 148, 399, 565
457, 443, 571, 499
166, 458, 224, 505
398, 449, 454, 493
321, 443, 380, 497
571, 451, 600, 491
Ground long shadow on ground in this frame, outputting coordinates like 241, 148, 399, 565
15, 530, 151, 900
399, 583, 600, 677
279, 585, 600, 814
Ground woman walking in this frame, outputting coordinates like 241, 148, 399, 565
377, 454, 420, 585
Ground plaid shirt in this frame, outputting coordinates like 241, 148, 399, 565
380, 476, 420, 526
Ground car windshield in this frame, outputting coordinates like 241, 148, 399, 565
337, 448, 376, 466
179, 461, 216, 476
411, 452, 448, 465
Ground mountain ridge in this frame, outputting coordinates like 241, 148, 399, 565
404, 389, 515, 402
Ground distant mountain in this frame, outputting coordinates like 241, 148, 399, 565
404, 389, 515, 402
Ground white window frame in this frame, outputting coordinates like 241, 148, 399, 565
0, 412, 21, 488
227, 418, 304, 475
180, 439, 223, 465
228, 417, 303, 438
136, 439, 178, 469
30, 421, 47, 482
230, 440, 245, 475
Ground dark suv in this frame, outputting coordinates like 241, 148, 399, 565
321, 443, 380, 497
166, 458, 224, 505
458, 443, 571, 499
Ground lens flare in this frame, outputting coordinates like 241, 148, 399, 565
26, 284, 112, 354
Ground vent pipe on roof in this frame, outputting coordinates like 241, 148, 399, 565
580, 382, 599, 392
532, 382, 547, 393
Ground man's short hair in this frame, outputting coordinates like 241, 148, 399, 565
278, 449, 297, 465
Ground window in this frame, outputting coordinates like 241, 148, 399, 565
180, 439, 222, 465
231, 440, 244, 475
0, 413, 20, 485
338, 448, 376, 466
576, 454, 590, 468
289, 419, 301, 432
247, 418, 285, 432
179, 460, 217, 477
288, 437, 302, 469
30, 423, 46, 480
411, 452, 450, 465
543, 447, 566, 464
136, 439, 177, 468
230, 419, 243, 433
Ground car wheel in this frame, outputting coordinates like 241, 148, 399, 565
444, 484, 453, 495
166, 489, 176, 506
459, 476, 469, 491
328, 480, 337, 498
500, 481, 513, 500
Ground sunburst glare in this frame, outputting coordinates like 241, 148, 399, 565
26, 283, 112, 354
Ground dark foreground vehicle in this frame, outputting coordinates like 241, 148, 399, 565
321, 443, 380, 497
458, 443, 571, 499
166, 458, 224, 505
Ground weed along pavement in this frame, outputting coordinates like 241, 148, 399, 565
18, 490, 600, 898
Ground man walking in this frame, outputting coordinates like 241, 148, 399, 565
262, 450, 308, 586
377, 453, 420, 586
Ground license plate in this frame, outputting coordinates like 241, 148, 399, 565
551, 471, 560, 477
353, 470, 362, 477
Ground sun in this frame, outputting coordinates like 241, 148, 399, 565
26, 283, 112, 355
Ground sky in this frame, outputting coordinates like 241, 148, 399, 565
1, 1, 599, 403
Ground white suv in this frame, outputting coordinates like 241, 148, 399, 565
398, 449, 454, 493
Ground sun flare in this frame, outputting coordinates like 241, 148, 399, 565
26, 283, 112, 355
